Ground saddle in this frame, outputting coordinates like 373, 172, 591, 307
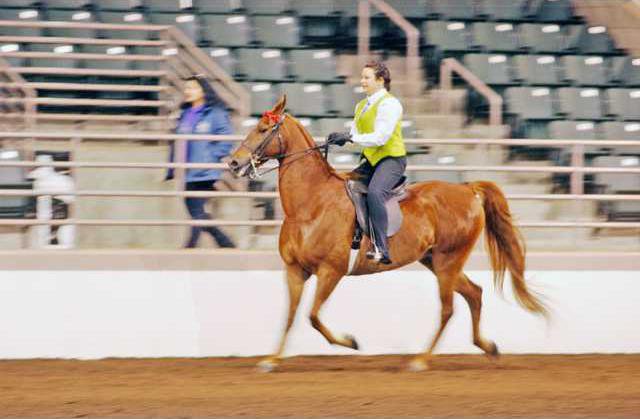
345, 176, 408, 249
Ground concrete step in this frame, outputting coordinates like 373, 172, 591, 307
409, 114, 466, 132
461, 124, 510, 140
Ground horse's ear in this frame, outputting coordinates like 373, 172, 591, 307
272, 94, 286, 115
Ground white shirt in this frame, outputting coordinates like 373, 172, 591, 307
350, 88, 403, 147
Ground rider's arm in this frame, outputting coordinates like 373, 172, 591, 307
351, 98, 402, 147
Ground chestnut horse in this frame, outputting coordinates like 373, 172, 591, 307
228, 96, 546, 372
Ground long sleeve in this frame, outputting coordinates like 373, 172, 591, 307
351, 97, 403, 147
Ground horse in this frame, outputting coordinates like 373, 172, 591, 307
228, 96, 547, 372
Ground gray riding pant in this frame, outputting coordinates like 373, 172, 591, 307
353, 156, 407, 255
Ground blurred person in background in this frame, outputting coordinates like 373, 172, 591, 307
327, 60, 406, 265
166, 75, 235, 248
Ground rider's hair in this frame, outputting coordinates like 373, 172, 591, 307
364, 60, 391, 91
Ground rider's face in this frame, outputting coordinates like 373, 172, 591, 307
360, 67, 384, 96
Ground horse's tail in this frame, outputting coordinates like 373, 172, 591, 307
471, 181, 548, 317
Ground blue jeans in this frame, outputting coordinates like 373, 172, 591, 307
184, 181, 235, 248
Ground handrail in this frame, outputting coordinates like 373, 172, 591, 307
166, 27, 249, 117
0, 57, 36, 128
3, 131, 640, 147
440, 58, 503, 126
0, 20, 169, 31
358, 0, 421, 84
0, 82, 172, 92
0, 20, 250, 126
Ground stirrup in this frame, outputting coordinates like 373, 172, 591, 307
351, 226, 363, 250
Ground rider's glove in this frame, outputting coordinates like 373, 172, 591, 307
327, 132, 353, 147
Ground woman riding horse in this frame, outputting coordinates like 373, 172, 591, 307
327, 60, 406, 265
228, 96, 546, 372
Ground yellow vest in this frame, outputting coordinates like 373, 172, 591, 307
354, 92, 406, 166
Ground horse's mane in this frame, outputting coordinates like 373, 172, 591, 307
286, 114, 349, 182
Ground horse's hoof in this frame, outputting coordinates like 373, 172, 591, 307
488, 342, 500, 359
407, 358, 429, 372
256, 359, 278, 373
343, 334, 359, 351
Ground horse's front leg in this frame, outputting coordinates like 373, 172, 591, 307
308, 266, 359, 351
257, 263, 309, 372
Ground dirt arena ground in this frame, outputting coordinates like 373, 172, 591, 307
0, 354, 638, 417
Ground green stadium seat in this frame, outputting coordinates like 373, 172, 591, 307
480, 0, 529, 21
98, 11, 150, 39
606, 88, 640, 121
43, 0, 91, 8
471, 22, 520, 53
327, 84, 363, 117
423, 21, 470, 52
28, 44, 81, 68
235, 48, 288, 82
548, 120, 597, 140
253, 15, 301, 48
520, 23, 567, 54
82, 44, 131, 70
505, 87, 556, 120
144, 0, 187, 12
314, 118, 353, 136
561, 55, 608, 86
196, 0, 241, 13
463, 53, 513, 85
201, 14, 253, 47
599, 122, 640, 154
290, 0, 338, 16
243, 82, 277, 116
513, 55, 562, 85
98, 0, 143, 11
566, 25, 616, 55
557, 87, 604, 120
289, 49, 341, 82
243, 0, 291, 15
206, 47, 236, 76
0, 8, 43, 37
610, 56, 640, 87
45, 9, 97, 38
427, 0, 477, 20
277, 82, 329, 117
150, 12, 199, 43
529, 0, 575, 23
383, 0, 429, 19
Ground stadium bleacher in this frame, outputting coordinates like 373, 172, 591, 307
0, 0, 639, 249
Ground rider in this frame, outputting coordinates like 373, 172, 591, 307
327, 60, 407, 265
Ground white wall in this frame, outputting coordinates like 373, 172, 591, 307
0, 270, 638, 359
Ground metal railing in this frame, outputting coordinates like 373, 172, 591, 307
0, 131, 639, 231
0, 20, 250, 125
440, 58, 503, 126
357, 0, 421, 85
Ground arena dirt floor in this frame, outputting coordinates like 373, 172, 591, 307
0, 354, 639, 417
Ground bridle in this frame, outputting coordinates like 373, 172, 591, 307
236, 111, 330, 179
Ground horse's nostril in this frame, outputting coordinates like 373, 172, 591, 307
228, 160, 238, 169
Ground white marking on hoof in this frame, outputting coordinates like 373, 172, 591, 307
407, 359, 428, 372
256, 359, 277, 373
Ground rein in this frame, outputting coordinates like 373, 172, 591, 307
240, 112, 330, 179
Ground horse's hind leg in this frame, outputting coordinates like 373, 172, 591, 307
258, 263, 308, 372
309, 267, 359, 350
457, 274, 499, 358
409, 263, 456, 372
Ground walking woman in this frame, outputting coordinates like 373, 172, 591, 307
327, 60, 406, 264
167, 75, 235, 248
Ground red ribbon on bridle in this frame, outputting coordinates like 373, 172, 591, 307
262, 110, 281, 125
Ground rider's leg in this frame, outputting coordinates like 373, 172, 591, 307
366, 157, 407, 262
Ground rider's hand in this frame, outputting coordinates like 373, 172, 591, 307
327, 132, 353, 147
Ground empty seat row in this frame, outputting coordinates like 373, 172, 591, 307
505, 87, 640, 121
0, 9, 302, 47
425, 21, 617, 54
0, 43, 166, 71
209, 48, 342, 83
243, 82, 364, 118
464, 54, 640, 87
2, 0, 577, 22
548, 120, 640, 141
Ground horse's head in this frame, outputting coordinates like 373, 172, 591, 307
228, 95, 288, 178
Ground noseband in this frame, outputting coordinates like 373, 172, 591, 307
237, 112, 330, 179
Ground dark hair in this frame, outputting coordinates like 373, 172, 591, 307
182, 74, 226, 108
364, 60, 391, 91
